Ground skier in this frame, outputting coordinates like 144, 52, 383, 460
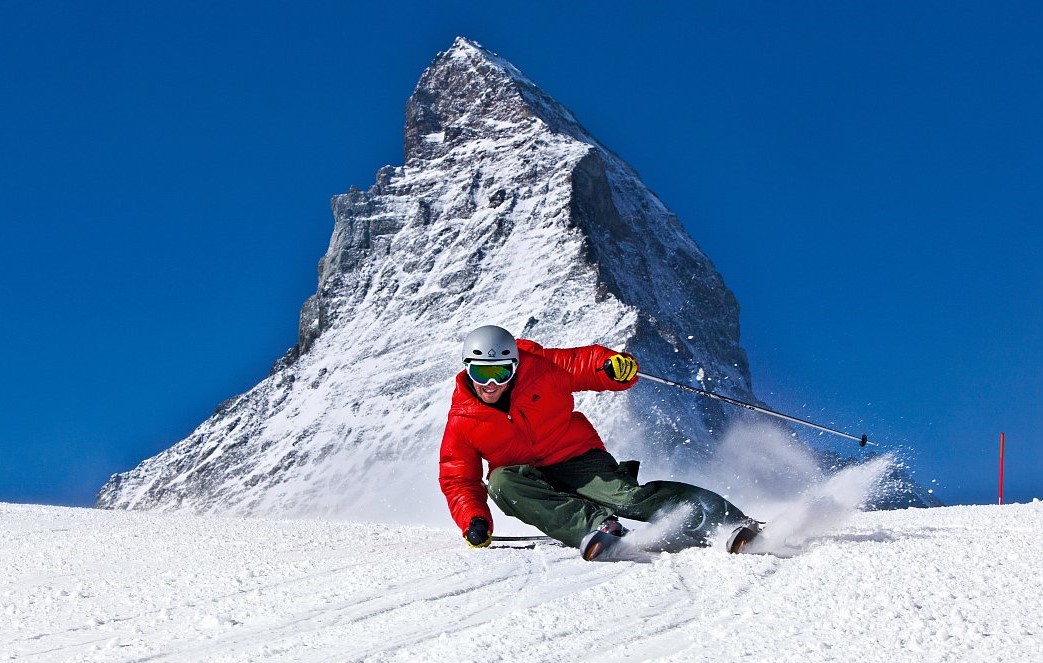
438, 325, 761, 560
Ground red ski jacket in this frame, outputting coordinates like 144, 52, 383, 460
438, 339, 636, 533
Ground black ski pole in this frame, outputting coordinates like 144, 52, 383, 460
636, 371, 874, 447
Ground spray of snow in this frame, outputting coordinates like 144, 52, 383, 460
622, 503, 695, 553
634, 421, 897, 556
743, 455, 893, 556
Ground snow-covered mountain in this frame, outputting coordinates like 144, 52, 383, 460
96, 37, 930, 519
4, 499, 1041, 661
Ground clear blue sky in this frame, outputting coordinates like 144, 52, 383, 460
2, 2, 1040, 507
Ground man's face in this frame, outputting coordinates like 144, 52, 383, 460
473, 379, 509, 404
466, 360, 516, 404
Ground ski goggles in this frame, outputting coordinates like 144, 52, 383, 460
465, 360, 517, 386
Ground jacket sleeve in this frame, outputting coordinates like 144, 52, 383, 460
438, 418, 494, 533
519, 340, 636, 393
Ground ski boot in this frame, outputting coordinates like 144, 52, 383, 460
579, 517, 628, 561
727, 518, 764, 554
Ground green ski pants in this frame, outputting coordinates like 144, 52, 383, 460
487, 449, 748, 549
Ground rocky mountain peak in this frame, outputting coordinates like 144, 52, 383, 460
404, 37, 590, 164
95, 38, 936, 519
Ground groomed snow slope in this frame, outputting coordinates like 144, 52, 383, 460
3, 500, 1040, 662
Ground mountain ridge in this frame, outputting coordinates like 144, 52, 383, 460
97, 37, 932, 518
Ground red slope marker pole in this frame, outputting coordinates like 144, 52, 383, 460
998, 432, 1006, 505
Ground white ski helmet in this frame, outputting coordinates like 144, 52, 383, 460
461, 325, 518, 363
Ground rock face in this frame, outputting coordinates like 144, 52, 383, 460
96, 38, 932, 519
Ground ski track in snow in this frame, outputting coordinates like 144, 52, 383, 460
2, 500, 1041, 662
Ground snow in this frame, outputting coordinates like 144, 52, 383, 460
3, 498, 1040, 662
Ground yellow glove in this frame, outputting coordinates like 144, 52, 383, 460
604, 354, 638, 382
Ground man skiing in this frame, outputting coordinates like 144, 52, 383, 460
438, 325, 761, 560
